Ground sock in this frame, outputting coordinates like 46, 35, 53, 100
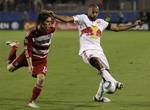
95, 79, 104, 99
101, 69, 117, 83
29, 86, 42, 102
7, 46, 17, 64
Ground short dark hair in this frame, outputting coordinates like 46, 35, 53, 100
37, 10, 51, 24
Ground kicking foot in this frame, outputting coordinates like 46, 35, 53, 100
93, 96, 111, 103
6, 41, 19, 48
28, 101, 39, 108
116, 82, 123, 90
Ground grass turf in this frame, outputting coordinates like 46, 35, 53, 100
0, 30, 150, 110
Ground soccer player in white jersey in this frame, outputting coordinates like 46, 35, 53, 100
49, 4, 142, 102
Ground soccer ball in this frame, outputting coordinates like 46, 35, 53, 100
102, 81, 116, 94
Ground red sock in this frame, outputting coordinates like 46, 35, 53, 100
29, 86, 42, 102
7, 47, 17, 64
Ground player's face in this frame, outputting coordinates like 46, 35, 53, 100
43, 17, 54, 30
88, 7, 99, 20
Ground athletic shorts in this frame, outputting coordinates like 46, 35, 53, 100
80, 49, 110, 69
11, 51, 47, 77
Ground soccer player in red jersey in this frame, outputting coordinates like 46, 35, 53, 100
6, 10, 55, 108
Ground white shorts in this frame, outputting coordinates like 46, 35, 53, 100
80, 49, 110, 69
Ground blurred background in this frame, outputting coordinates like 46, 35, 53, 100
0, 0, 150, 30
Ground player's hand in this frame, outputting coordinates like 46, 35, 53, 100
134, 20, 144, 26
40, 10, 55, 17
48, 10, 55, 17
41, 10, 50, 14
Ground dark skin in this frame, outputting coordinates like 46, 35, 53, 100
48, 5, 143, 74
87, 5, 99, 21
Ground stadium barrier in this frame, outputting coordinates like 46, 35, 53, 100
0, 21, 149, 31
0, 11, 139, 23
0, 11, 149, 31
0, 21, 23, 30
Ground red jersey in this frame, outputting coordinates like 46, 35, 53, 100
24, 27, 55, 60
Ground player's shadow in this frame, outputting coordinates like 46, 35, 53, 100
0, 97, 101, 109
40, 100, 100, 108
40, 99, 150, 109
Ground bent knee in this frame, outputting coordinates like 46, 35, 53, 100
7, 64, 15, 72
36, 74, 45, 87
37, 74, 45, 81
89, 57, 109, 70
89, 57, 101, 70
89, 57, 98, 64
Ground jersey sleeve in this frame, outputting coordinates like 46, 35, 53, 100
99, 19, 109, 32
73, 14, 84, 24
24, 31, 33, 58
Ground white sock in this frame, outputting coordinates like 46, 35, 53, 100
95, 79, 104, 98
101, 69, 117, 83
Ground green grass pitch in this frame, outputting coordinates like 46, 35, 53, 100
0, 30, 150, 110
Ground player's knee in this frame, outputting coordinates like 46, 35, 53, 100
89, 57, 97, 66
38, 74, 45, 80
100, 68, 110, 73
7, 64, 15, 72
89, 57, 101, 70
37, 74, 45, 85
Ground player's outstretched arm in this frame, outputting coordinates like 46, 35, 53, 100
49, 11, 74, 23
110, 20, 143, 32
24, 33, 33, 73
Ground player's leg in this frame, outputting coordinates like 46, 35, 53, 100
81, 50, 123, 102
30, 74, 45, 102
6, 41, 19, 64
89, 57, 122, 102
81, 51, 111, 102
89, 56, 123, 87
93, 79, 111, 102
7, 52, 27, 72
82, 50, 118, 85
28, 73, 45, 108
28, 60, 47, 108
89, 57, 117, 83
6, 41, 20, 72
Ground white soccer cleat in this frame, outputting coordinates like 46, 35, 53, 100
28, 101, 39, 108
6, 41, 19, 48
93, 96, 111, 103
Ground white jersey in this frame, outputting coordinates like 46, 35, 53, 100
73, 14, 109, 55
